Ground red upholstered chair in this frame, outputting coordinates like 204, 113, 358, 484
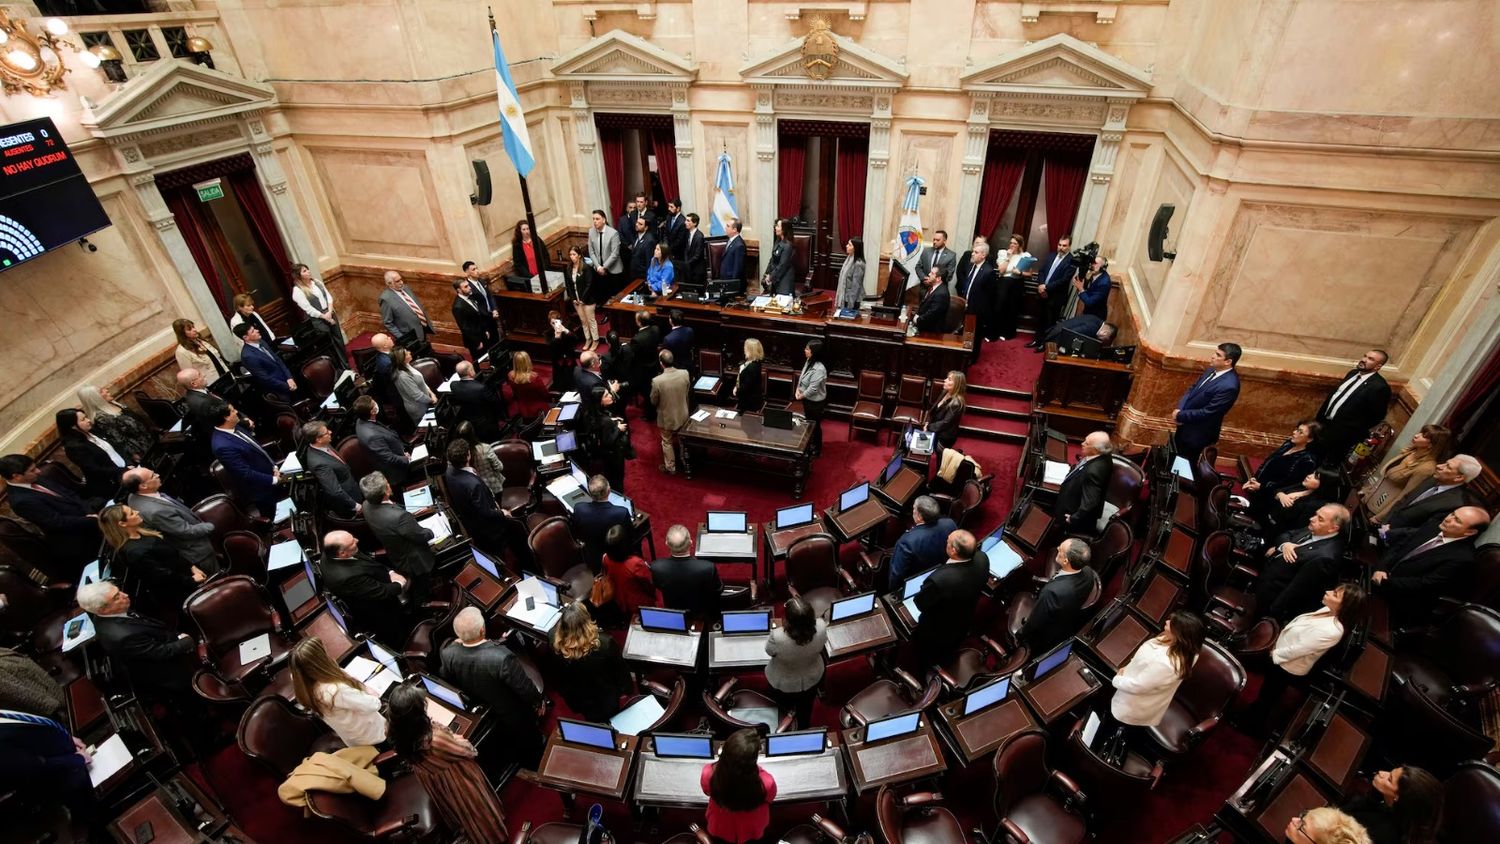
0, 566, 81, 684
412, 357, 444, 393
1391, 603, 1500, 712
1063, 714, 1161, 810
527, 517, 593, 602
183, 574, 294, 698
785, 533, 857, 618
849, 370, 886, 442
221, 531, 268, 582
1147, 639, 1245, 757
840, 668, 942, 728
273, 411, 302, 458
236, 694, 346, 777
134, 391, 182, 431
874, 787, 967, 844
702, 676, 795, 735
1087, 518, 1134, 582
305, 773, 440, 841
622, 676, 687, 734
192, 493, 263, 555
402, 596, 465, 676
695, 349, 725, 404
335, 436, 377, 484
935, 633, 1029, 695
949, 478, 986, 529
781, 813, 871, 844
888, 376, 929, 444
494, 439, 539, 513
1439, 762, 1500, 841
300, 355, 339, 402
1105, 455, 1146, 524
1198, 530, 1259, 630
944, 295, 967, 334
990, 730, 1089, 844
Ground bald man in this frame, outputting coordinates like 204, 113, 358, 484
449, 360, 502, 441
440, 606, 544, 767
1256, 503, 1350, 622
1055, 431, 1115, 537
320, 530, 407, 641
378, 271, 433, 350
910, 530, 991, 666
123, 466, 219, 574
1375, 506, 1490, 627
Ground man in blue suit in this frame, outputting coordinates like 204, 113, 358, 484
208, 401, 280, 514
233, 323, 296, 398
1072, 254, 1112, 320
1034, 235, 1075, 332
889, 495, 957, 588
718, 219, 746, 294
1173, 342, 1243, 462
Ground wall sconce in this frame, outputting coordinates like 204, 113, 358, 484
187, 35, 215, 70
88, 44, 126, 83
0, 13, 85, 96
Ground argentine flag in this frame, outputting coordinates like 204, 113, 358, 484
709, 152, 740, 237
896, 175, 925, 287
491, 22, 535, 178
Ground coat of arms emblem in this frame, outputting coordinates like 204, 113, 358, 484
801, 17, 838, 80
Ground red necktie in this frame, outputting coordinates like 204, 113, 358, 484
398, 289, 427, 323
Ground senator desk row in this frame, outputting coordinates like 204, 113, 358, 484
618, 599, 900, 672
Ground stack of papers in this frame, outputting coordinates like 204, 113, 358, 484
507, 600, 561, 632
420, 511, 453, 545
1043, 460, 1070, 486
410, 443, 429, 462
437, 373, 460, 393
690, 409, 712, 422
87, 734, 133, 787
346, 655, 402, 697
547, 474, 582, 498
321, 393, 340, 409
403, 485, 435, 512
274, 498, 296, 523
560, 391, 581, 404
280, 452, 303, 474
168, 418, 184, 433
751, 295, 773, 309
715, 409, 738, 420
268, 539, 304, 571
609, 695, 666, 736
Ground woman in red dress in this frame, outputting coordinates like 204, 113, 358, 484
602, 523, 657, 620
700, 729, 777, 843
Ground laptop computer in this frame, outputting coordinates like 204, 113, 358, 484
762, 407, 796, 430
700, 511, 754, 557
900, 567, 937, 621
879, 455, 904, 486
721, 610, 771, 635
421, 675, 467, 726
555, 430, 578, 453
962, 676, 1012, 716
775, 502, 816, 530
471, 547, 503, 581
559, 718, 618, 751
863, 711, 921, 744
829, 592, 877, 622
608, 490, 635, 516
651, 733, 715, 759
279, 563, 319, 622
838, 482, 871, 512
557, 403, 580, 424
766, 729, 827, 757
1030, 641, 1073, 682
639, 607, 690, 633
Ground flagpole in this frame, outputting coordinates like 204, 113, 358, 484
490, 8, 542, 287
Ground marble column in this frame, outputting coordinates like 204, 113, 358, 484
670, 84, 697, 212
954, 95, 991, 247
861, 95, 894, 296
571, 84, 609, 214
247, 121, 320, 276
1075, 100, 1130, 244
752, 86, 777, 249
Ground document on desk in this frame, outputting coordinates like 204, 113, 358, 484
345, 655, 381, 683
690, 409, 711, 423
61, 613, 95, 653
403, 485, 435, 512
274, 498, 296, 523
418, 412, 438, 428
609, 695, 666, 736
169, 418, 184, 433
364, 669, 400, 698
715, 409, 738, 419
410, 443, 429, 462
560, 391, 582, 404
751, 295, 772, 309
1042, 460, 1069, 486
437, 373, 460, 393
238, 633, 271, 664
268, 539, 304, 571
902, 595, 922, 622
420, 511, 453, 545
547, 474, 582, 498
321, 393, 340, 410
988, 540, 1025, 579
281, 452, 303, 474
88, 734, 133, 787
694, 376, 721, 391
507, 601, 561, 632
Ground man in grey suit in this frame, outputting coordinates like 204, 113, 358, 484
651, 349, 692, 475
379, 270, 434, 350
360, 472, 435, 606
302, 421, 361, 517
914, 230, 957, 287
1377, 454, 1482, 541
122, 467, 219, 574
589, 209, 623, 299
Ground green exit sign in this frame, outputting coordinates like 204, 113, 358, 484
194, 178, 224, 202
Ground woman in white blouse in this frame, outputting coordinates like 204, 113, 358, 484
289, 638, 387, 747
290, 262, 349, 365
992, 234, 1033, 341
1107, 610, 1207, 731
1241, 583, 1366, 728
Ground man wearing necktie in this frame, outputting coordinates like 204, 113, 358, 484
683, 212, 708, 288
1054, 431, 1115, 537
1171, 342, 1242, 462
661, 198, 688, 259
1314, 349, 1392, 466
123, 467, 220, 575
379, 270, 435, 353
1373, 506, 1489, 626
1376, 455, 1481, 538
0, 705, 96, 834
0, 454, 102, 573
232, 323, 296, 398
1254, 503, 1349, 621
956, 242, 999, 353
1035, 235, 1075, 333
914, 230, 956, 289
460, 261, 503, 356
208, 402, 281, 516
78, 581, 195, 698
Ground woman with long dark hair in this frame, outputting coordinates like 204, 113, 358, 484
1340, 766, 1443, 844
1245, 420, 1322, 525
1106, 610, 1206, 735
386, 683, 508, 843
580, 386, 630, 492
762, 218, 797, 296
764, 596, 827, 728
511, 219, 550, 280
646, 243, 675, 297
796, 340, 828, 456
100, 503, 205, 611
1242, 583, 1367, 728
57, 408, 127, 502
700, 728, 777, 843
389, 347, 434, 428
602, 330, 632, 385
452, 422, 505, 496
1266, 467, 1343, 538
549, 603, 633, 722
834, 236, 866, 311
562, 244, 599, 348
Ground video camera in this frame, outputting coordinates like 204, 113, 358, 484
1067, 241, 1101, 274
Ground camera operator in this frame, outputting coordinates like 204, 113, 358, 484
1070, 250, 1111, 321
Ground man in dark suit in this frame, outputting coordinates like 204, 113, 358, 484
571, 475, 632, 570
123, 467, 218, 575
78, 581, 194, 697
628, 216, 656, 282
379, 271, 434, 351
362, 334, 400, 410
912, 268, 951, 333
625, 191, 658, 235
1056, 432, 1115, 537
177, 368, 227, 429
443, 441, 519, 560
451, 278, 495, 364
441, 607, 544, 768
449, 361, 502, 441
207, 401, 280, 515
913, 230, 956, 287
1254, 504, 1349, 621
660, 198, 688, 259
0, 454, 102, 573
1314, 349, 1392, 466
232, 323, 296, 399
955, 242, 1000, 347
616, 200, 637, 240
360, 473, 435, 607
302, 421, 361, 517
953, 235, 999, 289
889, 495, 958, 588
1374, 506, 1488, 627
650, 524, 721, 617
718, 219, 746, 294
320, 530, 408, 643
1018, 539, 1099, 655
682, 213, 708, 288
1377, 455, 1481, 539
461, 261, 503, 351
1172, 342, 1242, 462
352, 396, 413, 504
1033, 315, 1116, 352
1034, 236, 1075, 331
0, 701, 96, 834
911, 530, 990, 667
628, 310, 663, 407
662, 309, 694, 370
574, 351, 619, 408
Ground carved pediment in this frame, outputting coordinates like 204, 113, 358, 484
741, 31, 906, 88
552, 30, 696, 82
79, 60, 276, 140
963, 33, 1151, 99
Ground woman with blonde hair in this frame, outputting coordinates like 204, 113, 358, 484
100, 503, 205, 610
1286, 807, 1374, 844
505, 350, 552, 421
289, 262, 349, 366
172, 318, 231, 379
733, 338, 765, 412
549, 603, 632, 721
1363, 424, 1452, 522
925, 370, 968, 449
288, 638, 387, 746
77, 385, 155, 464
389, 346, 435, 428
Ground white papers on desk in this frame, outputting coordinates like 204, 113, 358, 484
560, 391, 582, 404
690, 409, 711, 423
333, 370, 354, 392
169, 418, 184, 433
410, 443, 429, 462
1097, 501, 1120, 533
268, 539, 304, 572
347, 655, 402, 697
694, 376, 721, 391
715, 409, 738, 420
280, 452, 303, 474
403, 485, 435, 512
280, 337, 297, 348
609, 695, 666, 736
61, 612, 95, 653
437, 373, 459, 393
238, 633, 271, 664
1171, 456, 1194, 480
321, 393, 340, 410
425, 698, 457, 728
1081, 711, 1103, 748
751, 295, 772, 309
418, 412, 438, 429
420, 511, 453, 545
274, 498, 295, 523
88, 734, 132, 787
543, 270, 564, 291
988, 540, 1025, 579
364, 669, 400, 698
507, 599, 561, 632
547, 473, 582, 499
1043, 460, 1070, 487
79, 560, 104, 586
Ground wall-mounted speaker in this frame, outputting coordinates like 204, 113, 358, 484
1148, 203, 1176, 262
469, 160, 492, 206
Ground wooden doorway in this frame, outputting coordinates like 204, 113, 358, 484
778, 120, 869, 291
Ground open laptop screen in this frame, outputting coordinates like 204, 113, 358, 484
963, 677, 1012, 716
776, 503, 815, 530
559, 718, 616, 750
652, 733, 714, 759
707, 511, 747, 532
830, 592, 876, 622
471, 548, 502, 580
865, 711, 920, 743
421, 676, 465, 710
721, 610, 771, 634
839, 483, 870, 511
1033, 642, 1073, 681
881, 455, 903, 485
766, 729, 826, 756
639, 607, 689, 632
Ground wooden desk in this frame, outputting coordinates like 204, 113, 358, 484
873, 467, 924, 512
679, 407, 814, 497
107, 773, 237, 844
826, 498, 892, 544
1034, 347, 1133, 435
454, 561, 515, 612
1011, 502, 1054, 554
534, 731, 638, 805
842, 719, 947, 793
1080, 605, 1158, 672
1016, 656, 1103, 726
496, 588, 565, 645
934, 696, 1038, 765
1341, 638, 1392, 705
823, 604, 899, 661
1254, 771, 1335, 842
622, 620, 703, 670
631, 736, 849, 808
696, 521, 760, 588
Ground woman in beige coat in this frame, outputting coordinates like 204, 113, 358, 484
1362, 424, 1451, 522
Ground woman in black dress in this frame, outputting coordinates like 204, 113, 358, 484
761, 218, 797, 296
580, 386, 630, 492
100, 503, 206, 611
734, 338, 765, 413
549, 603, 633, 722
57, 409, 127, 504
1244, 420, 1322, 527
601, 331, 632, 386
925, 370, 968, 449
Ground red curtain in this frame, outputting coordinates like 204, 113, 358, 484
227, 169, 293, 277
835, 136, 868, 244
975, 150, 1025, 239
162, 187, 230, 316
599, 126, 625, 218
651, 130, 679, 205
777, 134, 806, 220
1042, 150, 1092, 245
1446, 342, 1500, 437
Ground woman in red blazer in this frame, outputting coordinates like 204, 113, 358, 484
700, 729, 777, 843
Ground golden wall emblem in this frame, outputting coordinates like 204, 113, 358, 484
801, 17, 839, 81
